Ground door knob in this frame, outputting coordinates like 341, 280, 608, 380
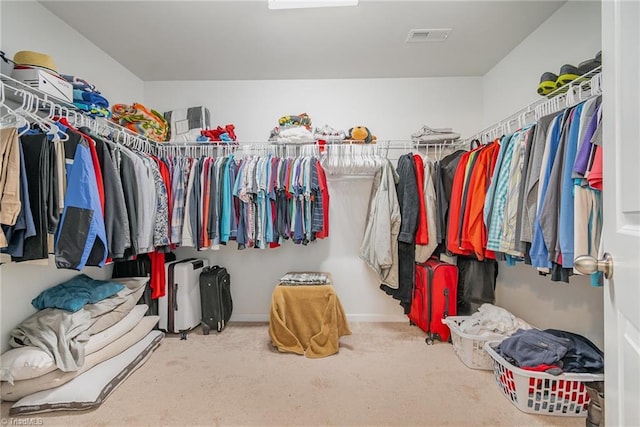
574, 253, 613, 279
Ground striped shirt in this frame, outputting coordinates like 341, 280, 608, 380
486, 132, 519, 251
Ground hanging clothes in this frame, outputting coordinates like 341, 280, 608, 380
360, 159, 401, 289
415, 159, 438, 263
54, 133, 107, 270
13, 129, 56, 262
380, 153, 418, 314
435, 150, 466, 247
80, 128, 131, 259
0, 127, 21, 248
441, 97, 604, 285
0, 132, 36, 258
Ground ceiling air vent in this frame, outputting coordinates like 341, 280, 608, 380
406, 28, 452, 43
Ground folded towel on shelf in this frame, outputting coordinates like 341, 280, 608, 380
269, 126, 315, 144
73, 102, 111, 119
61, 74, 99, 93
279, 272, 330, 286
413, 133, 461, 144
279, 113, 312, 129
111, 103, 169, 142
313, 124, 346, 142
73, 90, 109, 108
411, 125, 460, 143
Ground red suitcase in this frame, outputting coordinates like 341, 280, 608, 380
408, 258, 458, 344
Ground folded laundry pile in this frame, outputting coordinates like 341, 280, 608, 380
411, 125, 460, 144
279, 272, 330, 286
111, 103, 169, 142
62, 74, 111, 118
200, 124, 238, 143
495, 328, 604, 375
313, 124, 346, 142
458, 303, 531, 337
269, 113, 315, 144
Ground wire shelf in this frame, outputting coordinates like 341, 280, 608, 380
466, 66, 602, 145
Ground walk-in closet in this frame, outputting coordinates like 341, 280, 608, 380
0, 1, 638, 426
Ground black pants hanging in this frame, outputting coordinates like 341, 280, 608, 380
14, 132, 54, 261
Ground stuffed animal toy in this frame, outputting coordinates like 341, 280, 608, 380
346, 126, 376, 144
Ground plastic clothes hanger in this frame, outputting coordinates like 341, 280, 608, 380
0, 84, 29, 131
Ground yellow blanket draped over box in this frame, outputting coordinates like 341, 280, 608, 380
269, 284, 351, 358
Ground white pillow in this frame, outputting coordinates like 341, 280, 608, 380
0, 347, 56, 384
10, 330, 164, 416
85, 304, 148, 355
1, 304, 149, 384
1, 316, 160, 402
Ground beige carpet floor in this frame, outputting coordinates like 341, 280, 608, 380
1, 322, 585, 427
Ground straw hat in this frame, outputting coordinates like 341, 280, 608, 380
13, 50, 58, 75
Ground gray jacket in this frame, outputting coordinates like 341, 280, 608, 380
85, 131, 131, 259
360, 160, 401, 289
519, 114, 555, 243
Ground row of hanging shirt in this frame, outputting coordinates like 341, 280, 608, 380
447, 95, 603, 284
167, 152, 329, 252
0, 114, 330, 270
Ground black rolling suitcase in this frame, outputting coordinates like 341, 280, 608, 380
199, 266, 232, 334
111, 253, 176, 316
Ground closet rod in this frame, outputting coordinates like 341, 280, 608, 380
465, 66, 602, 144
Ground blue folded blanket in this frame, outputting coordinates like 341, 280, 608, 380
74, 101, 111, 118
31, 274, 124, 312
73, 89, 109, 108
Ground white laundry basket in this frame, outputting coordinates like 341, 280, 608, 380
484, 341, 604, 416
441, 316, 506, 370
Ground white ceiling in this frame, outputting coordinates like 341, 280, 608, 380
40, 0, 566, 81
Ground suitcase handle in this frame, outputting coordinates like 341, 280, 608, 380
443, 288, 449, 318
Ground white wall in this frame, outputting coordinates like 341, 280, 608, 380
0, 0, 144, 105
482, 0, 604, 349
482, 0, 602, 128
144, 77, 481, 141
146, 76, 483, 323
0, 0, 142, 352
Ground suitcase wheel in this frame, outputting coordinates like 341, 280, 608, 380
409, 320, 414, 326
202, 323, 210, 335
425, 336, 434, 345
180, 331, 188, 340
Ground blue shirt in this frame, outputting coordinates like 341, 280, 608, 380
530, 112, 564, 268
220, 155, 234, 243
558, 103, 584, 267
55, 139, 108, 270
